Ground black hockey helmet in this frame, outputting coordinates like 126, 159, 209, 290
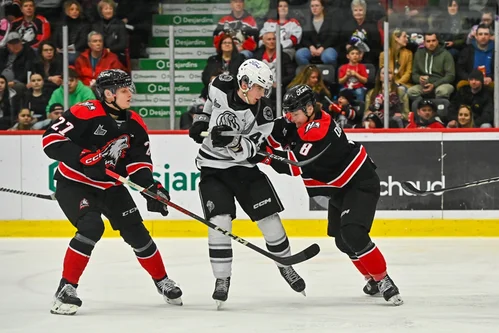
282, 84, 316, 114
94, 69, 136, 100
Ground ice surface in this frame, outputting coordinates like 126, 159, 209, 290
0, 238, 498, 333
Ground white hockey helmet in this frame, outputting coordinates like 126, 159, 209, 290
237, 59, 274, 97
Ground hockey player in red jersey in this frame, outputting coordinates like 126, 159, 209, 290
42, 69, 183, 315
258, 84, 403, 305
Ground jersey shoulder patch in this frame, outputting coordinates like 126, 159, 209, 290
256, 99, 275, 124
298, 111, 331, 142
70, 100, 106, 120
210, 74, 236, 94
129, 110, 148, 132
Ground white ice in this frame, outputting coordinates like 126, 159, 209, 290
1, 238, 498, 333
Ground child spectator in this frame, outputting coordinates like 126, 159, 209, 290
338, 46, 368, 102
364, 110, 384, 128
24, 72, 50, 121
32, 102, 64, 130
8, 107, 33, 130
328, 88, 361, 128
46, 67, 95, 112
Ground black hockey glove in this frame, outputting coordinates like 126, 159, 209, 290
79, 149, 109, 181
211, 125, 241, 149
247, 142, 273, 165
189, 113, 210, 144
142, 181, 170, 216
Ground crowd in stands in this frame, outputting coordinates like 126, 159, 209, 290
0, 0, 496, 131
188, 0, 498, 130
0, 0, 157, 130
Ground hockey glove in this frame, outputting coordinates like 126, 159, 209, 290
211, 125, 241, 149
80, 149, 108, 181
142, 181, 170, 216
189, 113, 210, 144
247, 143, 273, 165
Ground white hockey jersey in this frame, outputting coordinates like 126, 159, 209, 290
195, 74, 276, 170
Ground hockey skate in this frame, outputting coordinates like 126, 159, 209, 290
278, 266, 306, 295
363, 277, 380, 296
212, 277, 230, 310
50, 278, 82, 315
154, 276, 183, 306
378, 275, 403, 306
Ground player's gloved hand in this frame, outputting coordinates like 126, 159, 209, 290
247, 143, 273, 165
189, 114, 210, 144
142, 181, 170, 216
211, 125, 241, 149
80, 149, 108, 181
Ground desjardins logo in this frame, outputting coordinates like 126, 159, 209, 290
48, 162, 200, 192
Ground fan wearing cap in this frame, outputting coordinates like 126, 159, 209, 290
258, 84, 404, 306
41, 69, 183, 315
406, 99, 445, 128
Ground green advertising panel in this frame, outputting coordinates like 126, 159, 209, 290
154, 14, 224, 26
134, 82, 204, 94
138, 59, 207, 71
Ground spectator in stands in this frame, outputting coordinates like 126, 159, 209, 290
0, 31, 36, 98
46, 67, 95, 112
456, 23, 494, 89
466, 9, 495, 44
363, 110, 384, 128
116, 0, 155, 59
295, 0, 338, 66
245, 0, 270, 27
365, 66, 409, 128
447, 104, 475, 128
468, 0, 497, 15
34, 0, 64, 23
24, 72, 51, 121
214, 0, 259, 59
254, 28, 296, 101
338, 46, 368, 102
2, 0, 22, 21
379, 28, 413, 92
328, 88, 362, 128
92, 0, 128, 69
0, 16, 11, 48
339, 0, 382, 65
11, 0, 51, 49
52, 0, 91, 65
260, 0, 302, 59
201, 33, 246, 100
33, 40, 63, 95
8, 107, 33, 130
448, 69, 493, 128
381, 0, 429, 32
406, 99, 445, 128
75, 31, 124, 86
407, 32, 455, 101
287, 64, 332, 109
79, 0, 101, 23
32, 102, 64, 130
180, 100, 205, 130
432, 0, 470, 59
0, 75, 19, 130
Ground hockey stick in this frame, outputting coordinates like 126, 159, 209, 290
0, 187, 56, 200
260, 143, 332, 167
105, 169, 320, 266
401, 176, 499, 196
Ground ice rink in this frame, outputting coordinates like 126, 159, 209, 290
1, 238, 498, 333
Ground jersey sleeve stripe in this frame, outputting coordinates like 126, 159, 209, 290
58, 162, 118, 190
303, 145, 367, 188
42, 133, 69, 149
267, 134, 282, 149
287, 150, 302, 176
126, 162, 153, 175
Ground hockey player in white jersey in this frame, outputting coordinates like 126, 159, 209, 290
189, 59, 306, 309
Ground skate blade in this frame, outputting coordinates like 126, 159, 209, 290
388, 294, 404, 306
165, 296, 183, 306
50, 300, 79, 315
215, 300, 225, 310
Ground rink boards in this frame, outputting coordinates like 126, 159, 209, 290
1, 131, 499, 237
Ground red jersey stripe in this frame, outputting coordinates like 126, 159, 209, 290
42, 133, 69, 149
58, 163, 119, 190
126, 162, 153, 175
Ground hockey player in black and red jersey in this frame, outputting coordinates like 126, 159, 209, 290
188, 59, 306, 309
257, 84, 403, 306
42, 69, 183, 315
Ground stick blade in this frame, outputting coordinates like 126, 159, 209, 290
274, 243, 321, 266
401, 181, 430, 196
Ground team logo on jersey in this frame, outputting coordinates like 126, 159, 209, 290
101, 134, 131, 168
218, 74, 233, 82
213, 99, 221, 108
79, 198, 89, 210
304, 121, 320, 133
262, 106, 273, 121
206, 200, 215, 213
94, 124, 107, 136
216, 111, 240, 130
79, 101, 96, 110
